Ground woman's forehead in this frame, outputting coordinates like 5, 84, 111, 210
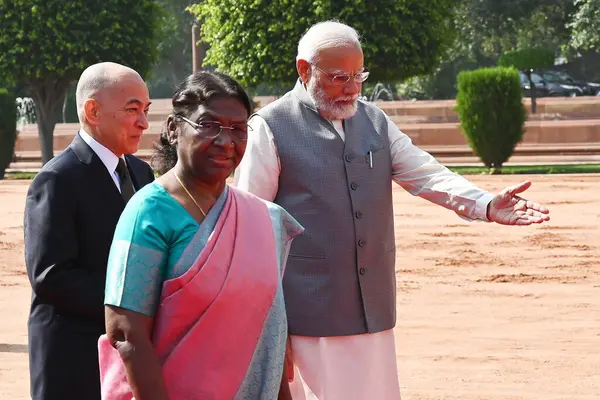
189, 98, 249, 120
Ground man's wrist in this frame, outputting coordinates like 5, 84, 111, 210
475, 193, 494, 222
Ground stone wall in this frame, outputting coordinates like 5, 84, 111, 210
15, 97, 600, 154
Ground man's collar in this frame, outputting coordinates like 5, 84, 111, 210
78, 128, 122, 174
292, 79, 319, 113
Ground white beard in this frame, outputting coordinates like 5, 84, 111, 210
308, 80, 359, 120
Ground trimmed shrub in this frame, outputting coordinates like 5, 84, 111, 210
456, 67, 526, 173
0, 89, 17, 179
498, 48, 555, 114
497, 48, 555, 71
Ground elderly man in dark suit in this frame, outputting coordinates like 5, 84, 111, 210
24, 62, 155, 400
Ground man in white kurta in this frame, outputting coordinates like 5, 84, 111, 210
234, 21, 550, 400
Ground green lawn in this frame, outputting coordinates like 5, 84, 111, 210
3, 172, 37, 180
447, 164, 600, 175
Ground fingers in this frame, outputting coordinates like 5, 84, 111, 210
522, 202, 551, 221
512, 194, 551, 217
528, 208, 550, 220
526, 199, 550, 214
515, 210, 550, 225
503, 181, 532, 196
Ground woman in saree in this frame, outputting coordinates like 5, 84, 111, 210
98, 71, 302, 400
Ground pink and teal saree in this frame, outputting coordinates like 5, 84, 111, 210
99, 183, 302, 399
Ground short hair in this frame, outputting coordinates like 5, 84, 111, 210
297, 20, 361, 63
151, 71, 252, 175
75, 62, 139, 123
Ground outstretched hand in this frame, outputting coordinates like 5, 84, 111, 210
487, 181, 550, 225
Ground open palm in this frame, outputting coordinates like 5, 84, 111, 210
487, 181, 550, 225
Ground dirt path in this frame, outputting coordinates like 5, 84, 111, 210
1, 175, 598, 399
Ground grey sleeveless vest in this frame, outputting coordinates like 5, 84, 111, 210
257, 80, 396, 336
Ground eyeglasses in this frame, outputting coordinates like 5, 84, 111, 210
311, 64, 370, 85
177, 115, 251, 142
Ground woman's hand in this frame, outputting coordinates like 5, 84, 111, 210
105, 306, 170, 400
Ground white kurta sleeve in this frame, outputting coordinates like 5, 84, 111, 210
386, 114, 494, 221
233, 115, 280, 202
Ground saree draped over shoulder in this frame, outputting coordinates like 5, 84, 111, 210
99, 186, 290, 399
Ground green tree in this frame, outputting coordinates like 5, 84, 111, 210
516, 1, 576, 51
569, 0, 600, 50
147, 0, 197, 98
453, 0, 536, 59
188, 0, 458, 87
451, 0, 574, 58
407, 0, 574, 101
0, 0, 163, 164
456, 67, 526, 173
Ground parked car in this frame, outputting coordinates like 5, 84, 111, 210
539, 70, 600, 96
520, 72, 549, 97
519, 71, 583, 98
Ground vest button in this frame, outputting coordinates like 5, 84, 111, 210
355, 211, 363, 219
350, 182, 358, 190
359, 267, 366, 275
344, 154, 353, 163
358, 239, 366, 247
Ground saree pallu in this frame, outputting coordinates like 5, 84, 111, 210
99, 187, 281, 399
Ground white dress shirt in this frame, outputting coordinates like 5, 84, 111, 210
234, 109, 494, 222
79, 129, 125, 193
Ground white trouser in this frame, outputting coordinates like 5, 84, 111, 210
289, 329, 401, 400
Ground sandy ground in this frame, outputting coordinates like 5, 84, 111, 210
0, 175, 598, 399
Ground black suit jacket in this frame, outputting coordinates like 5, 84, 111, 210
24, 133, 155, 400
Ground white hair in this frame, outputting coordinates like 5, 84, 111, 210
297, 20, 361, 62
75, 62, 140, 124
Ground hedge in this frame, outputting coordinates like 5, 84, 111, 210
456, 67, 526, 173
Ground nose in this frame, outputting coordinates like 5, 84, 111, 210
212, 128, 236, 149
137, 111, 149, 130
343, 79, 361, 96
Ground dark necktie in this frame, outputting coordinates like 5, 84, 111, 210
116, 158, 135, 203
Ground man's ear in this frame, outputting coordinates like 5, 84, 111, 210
83, 99, 100, 126
297, 59, 312, 85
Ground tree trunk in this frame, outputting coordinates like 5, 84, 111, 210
29, 79, 71, 164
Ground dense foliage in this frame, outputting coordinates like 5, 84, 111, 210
0, 0, 163, 163
456, 67, 526, 172
188, 0, 458, 87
